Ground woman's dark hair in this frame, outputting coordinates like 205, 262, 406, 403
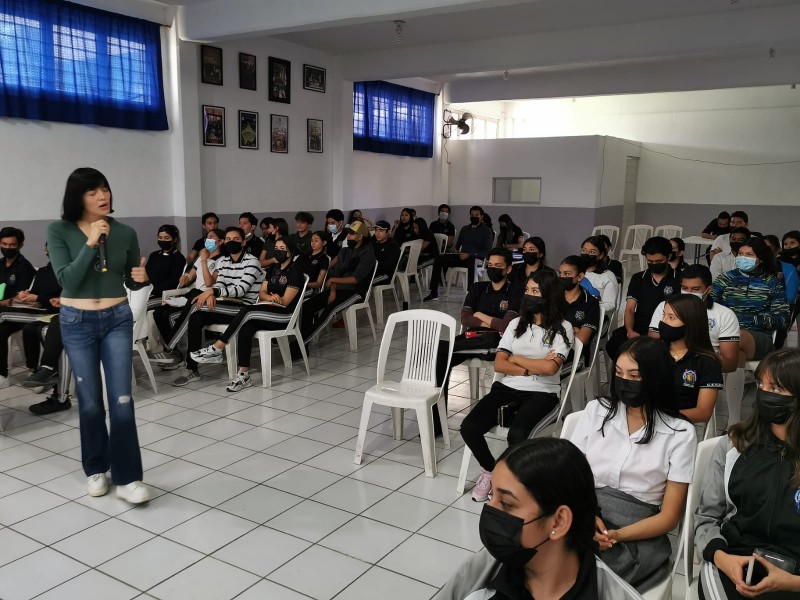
497, 214, 522, 246
157, 224, 180, 248
763, 235, 781, 255
239, 212, 258, 226
295, 211, 314, 225
499, 438, 598, 554
664, 295, 718, 362
61, 167, 113, 222
602, 337, 687, 444
312, 230, 330, 246
732, 348, 800, 486
205, 228, 225, 241
782, 230, 800, 246
414, 217, 432, 238
347, 210, 361, 223
741, 236, 779, 276
596, 234, 613, 254
581, 235, 608, 274
483, 213, 493, 229
560, 255, 586, 274
260, 217, 273, 229
523, 236, 547, 264
273, 236, 293, 260
272, 218, 289, 238
670, 237, 685, 253
515, 270, 568, 343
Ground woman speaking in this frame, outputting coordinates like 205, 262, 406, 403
47, 168, 150, 505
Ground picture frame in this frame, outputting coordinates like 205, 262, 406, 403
270, 114, 288, 153
303, 64, 326, 93
200, 45, 223, 86
238, 53, 256, 90
307, 119, 323, 153
238, 110, 258, 150
202, 105, 225, 146
268, 57, 291, 103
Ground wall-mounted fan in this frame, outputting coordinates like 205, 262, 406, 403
442, 111, 473, 137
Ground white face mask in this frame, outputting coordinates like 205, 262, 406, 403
681, 290, 706, 301
439, 212, 449, 222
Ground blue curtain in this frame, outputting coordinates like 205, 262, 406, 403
353, 80, 434, 158
0, 0, 167, 130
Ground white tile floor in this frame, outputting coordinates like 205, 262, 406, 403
0, 290, 780, 600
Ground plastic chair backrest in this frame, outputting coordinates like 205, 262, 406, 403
560, 410, 583, 440
396, 239, 423, 276
683, 437, 722, 583
587, 304, 606, 370
654, 225, 684, 240
283, 274, 309, 332
433, 234, 448, 253
521, 231, 531, 240
623, 225, 653, 252
361, 262, 380, 303
591, 225, 619, 252
552, 337, 583, 426
127, 284, 154, 342
376, 309, 456, 388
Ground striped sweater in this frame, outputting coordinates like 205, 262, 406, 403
212, 253, 263, 304
710, 268, 789, 334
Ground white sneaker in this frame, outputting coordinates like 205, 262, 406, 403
116, 481, 150, 505
225, 372, 253, 393
87, 473, 109, 497
0, 375, 9, 389
191, 344, 224, 364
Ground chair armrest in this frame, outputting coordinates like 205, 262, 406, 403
162, 287, 192, 301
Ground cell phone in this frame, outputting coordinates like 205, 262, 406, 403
745, 548, 797, 585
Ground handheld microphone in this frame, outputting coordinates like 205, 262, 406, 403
98, 233, 108, 273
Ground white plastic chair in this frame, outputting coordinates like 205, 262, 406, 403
654, 225, 684, 240
341, 263, 379, 351
569, 305, 606, 413
251, 275, 310, 388
456, 338, 583, 493
354, 309, 457, 477
127, 284, 158, 393
559, 410, 582, 441
618, 225, 654, 272
393, 239, 424, 312
591, 225, 620, 258
521, 231, 531, 241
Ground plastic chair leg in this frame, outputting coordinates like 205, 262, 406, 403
436, 397, 450, 449
345, 308, 358, 351
365, 306, 376, 341
258, 335, 272, 388
392, 286, 401, 313
456, 443, 473, 493
724, 368, 745, 428
135, 341, 158, 394
293, 331, 311, 376
374, 289, 385, 325
391, 407, 404, 440
276, 337, 293, 376
354, 399, 374, 464
398, 276, 410, 306
416, 406, 438, 477
468, 363, 480, 399
225, 339, 238, 381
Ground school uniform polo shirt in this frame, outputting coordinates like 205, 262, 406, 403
670, 351, 724, 410
626, 268, 679, 333
464, 280, 523, 319
648, 300, 740, 351
430, 219, 455, 239
294, 252, 329, 285
265, 262, 305, 311
566, 289, 601, 360
243, 235, 264, 259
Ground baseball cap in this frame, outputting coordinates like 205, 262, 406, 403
343, 220, 370, 236
374, 220, 391, 230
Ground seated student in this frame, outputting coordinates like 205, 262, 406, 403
702, 210, 731, 240
238, 212, 264, 258
191, 239, 304, 392
371, 220, 401, 285
508, 236, 555, 293
0, 226, 36, 307
391, 208, 418, 245
670, 237, 687, 278
776, 231, 800, 349
461, 269, 572, 501
495, 214, 525, 250
294, 231, 329, 294
597, 234, 624, 284
483, 212, 495, 235
433, 248, 522, 430
569, 337, 696, 591
580, 235, 620, 316
325, 209, 347, 260
711, 236, 790, 364
299, 220, 376, 343
259, 217, 288, 269
0, 242, 60, 389
438, 438, 641, 600
347, 209, 374, 228
654, 294, 723, 424
763, 234, 781, 257
710, 211, 755, 261
710, 227, 750, 280
259, 217, 272, 242
423, 206, 494, 301
559, 255, 601, 368
186, 212, 219, 266
166, 227, 263, 386
430, 203, 456, 250
413, 217, 440, 268
145, 225, 186, 301
23, 315, 71, 415
150, 229, 224, 369
286, 211, 314, 258
694, 348, 800, 600
781, 230, 800, 275
606, 237, 679, 361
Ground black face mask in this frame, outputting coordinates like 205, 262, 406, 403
560, 276, 577, 291
612, 376, 645, 408
658, 321, 686, 343
649, 262, 668, 275
523, 252, 539, 266
582, 254, 598, 268
755, 388, 795, 425
486, 267, 506, 283
479, 504, 549, 569
729, 242, 744, 255
1, 248, 19, 260
347, 239, 358, 249
520, 295, 544, 316
499, 223, 508, 230
224, 241, 243, 255
157, 240, 173, 251
470, 216, 481, 226
781, 248, 799, 259
273, 250, 288, 263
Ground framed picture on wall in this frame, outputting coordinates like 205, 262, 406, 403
303, 64, 326, 93
239, 53, 256, 90
239, 110, 258, 149
202, 105, 225, 146
200, 45, 223, 86
307, 119, 323, 153
268, 57, 291, 103
270, 114, 288, 153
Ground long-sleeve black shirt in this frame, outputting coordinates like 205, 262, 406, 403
454, 224, 493, 259
145, 250, 186, 297
30, 262, 62, 312
0, 254, 36, 300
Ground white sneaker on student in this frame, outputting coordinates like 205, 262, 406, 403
190, 344, 224, 364
87, 473, 109, 497
226, 372, 253, 393
116, 481, 150, 505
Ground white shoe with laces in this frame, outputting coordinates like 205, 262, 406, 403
191, 345, 224, 364
116, 481, 150, 505
226, 372, 253, 393
471, 469, 493, 502
87, 473, 109, 497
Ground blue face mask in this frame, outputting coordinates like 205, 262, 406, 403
204, 239, 217, 252
327, 223, 338, 234
735, 256, 757, 272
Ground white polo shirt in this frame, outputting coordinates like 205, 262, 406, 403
584, 270, 619, 315
496, 317, 573, 394
710, 233, 730, 255
194, 256, 219, 291
710, 251, 735, 281
569, 399, 696, 505
648, 299, 740, 350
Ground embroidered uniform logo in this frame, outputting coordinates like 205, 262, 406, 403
279, 275, 288, 285
663, 285, 674, 296
499, 300, 509, 314
574, 310, 585, 322
794, 489, 800, 514
682, 369, 697, 388
708, 318, 716, 331
543, 331, 554, 348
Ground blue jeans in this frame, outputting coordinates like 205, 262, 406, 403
60, 302, 143, 485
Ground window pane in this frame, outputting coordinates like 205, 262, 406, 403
52, 24, 97, 95
0, 13, 42, 88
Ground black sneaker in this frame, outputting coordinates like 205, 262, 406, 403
29, 394, 71, 416
423, 292, 439, 302
22, 368, 60, 389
